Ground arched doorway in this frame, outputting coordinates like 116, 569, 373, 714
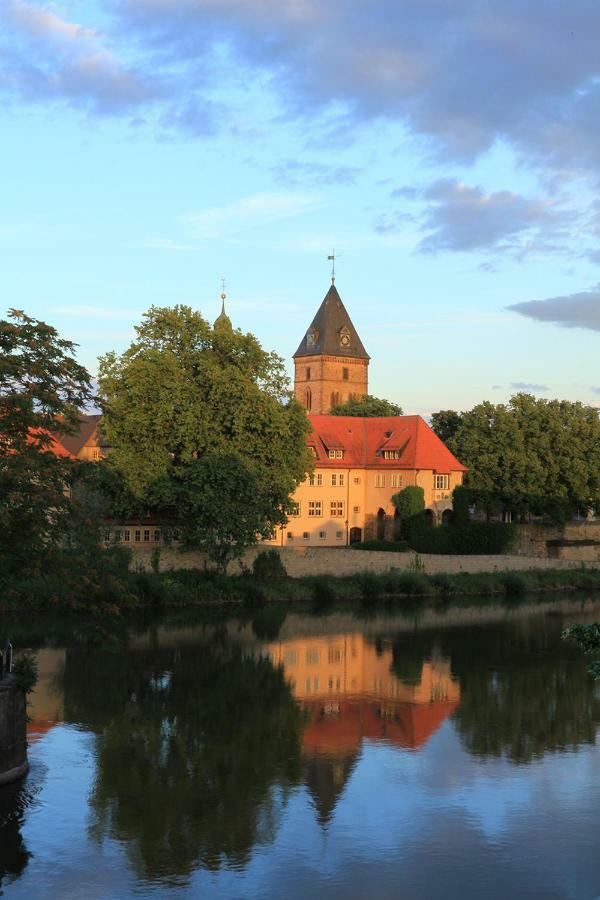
376, 508, 386, 540
349, 527, 362, 544
424, 509, 435, 527
441, 509, 453, 527
393, 508, 402, 541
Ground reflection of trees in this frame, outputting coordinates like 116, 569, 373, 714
447, 619, 600, 763
59, 639, 304, 883
0, 779, 30, 892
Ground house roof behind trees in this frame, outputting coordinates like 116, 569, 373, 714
308, 415, 467, 471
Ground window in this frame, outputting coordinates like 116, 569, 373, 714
309, 474, 315, 486
290, 501, 300, 516
353, 505, 360, 513
375, 474, 386, 487
328, 647, 342, 664
283, 649, 298, 665
134, 529, 141, 542
305, 388, 312, 411
306, 366, 311, 381
331, 473, 337, 486
287, 531, 294, 540
103, 529, 111, 543
327, 449, 343, 459
306, 649, 320, 664
308, 501, 322, 517
123, 529, 130, 542
330, 501, 344, 517
143, 529, 150, 542
339, 473, 345, 486
391, 474, 403, 489
153, 529, 161, 542
317, 473, 323, 486
319, 530, 326, 539
336, 530, 344, 538
342, 367, 349, 381
91, 448, 100, 460
172, 529, 181, 542
435, 474, 450, 490
330, 391, 340, 408
382, 449, 402, 459
303, 531, 310, 539
354, 477, 361, 484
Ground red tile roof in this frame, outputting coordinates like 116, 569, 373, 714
308, 415, 467, 472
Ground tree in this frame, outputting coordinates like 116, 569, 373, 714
329, 395, 403, 416
177, 453, 289, 572
98, 305, 312, 555
448, 394, 600, 522
391, 485, 425, 538
451, 484, 471, 526
0, 310, 93, 577
430, 409, 463, 445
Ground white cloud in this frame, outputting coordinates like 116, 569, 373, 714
183, 191, 323, 239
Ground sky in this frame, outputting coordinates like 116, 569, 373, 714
1, 0, 600, 416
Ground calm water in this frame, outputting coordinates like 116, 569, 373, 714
2, 596, 600, 899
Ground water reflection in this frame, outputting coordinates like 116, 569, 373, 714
262, 632, 460, 823
0, 779, 30, 895
2, 599, 600, 897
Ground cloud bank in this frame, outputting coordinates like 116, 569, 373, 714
508, 290, 600, 332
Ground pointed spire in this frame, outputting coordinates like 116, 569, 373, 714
293, 282, 369, 360
214, 282, 232, 330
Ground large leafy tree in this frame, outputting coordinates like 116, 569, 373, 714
0, 310, 93, 577
98, 305, 312, 553
329, 394, 403, 416
444, 393, 600, 521
430, 409, 463, 445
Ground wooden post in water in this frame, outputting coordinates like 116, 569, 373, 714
0, 656, 28, 786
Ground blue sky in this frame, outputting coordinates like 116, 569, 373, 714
2, 0, 600, 415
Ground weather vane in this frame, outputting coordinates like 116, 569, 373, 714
327, 250, 339, 284
220, 277, 226, 300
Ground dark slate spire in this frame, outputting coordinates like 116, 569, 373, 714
293, 284, 369, 359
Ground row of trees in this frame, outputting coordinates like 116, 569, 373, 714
431, 395, 600, 522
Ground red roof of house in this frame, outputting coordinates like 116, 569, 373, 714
22, 429, 76, 459
308, 415, 467, 472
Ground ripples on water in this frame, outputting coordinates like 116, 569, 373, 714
2, 596, 600, 899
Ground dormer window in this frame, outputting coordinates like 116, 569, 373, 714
382, 449, 402, 459
328, 449, 343, 459
339, 326, 351, 348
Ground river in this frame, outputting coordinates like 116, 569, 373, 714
1, 594, 600, 899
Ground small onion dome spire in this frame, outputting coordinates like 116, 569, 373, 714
214, 287, 232, 330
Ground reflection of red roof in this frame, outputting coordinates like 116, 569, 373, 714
308, 415, 467, 471
27, 721, 59, 743
302, 697, 459, 754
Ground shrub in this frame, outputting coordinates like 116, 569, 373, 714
357, 572, 381, 602
406, 522, 516, 555
350, 540, 410, 552
12, 654, 38, 693
252, 550, 287, 581
311, 576, 336, 605
452, 485, 471, 526
501, 571, 527, 596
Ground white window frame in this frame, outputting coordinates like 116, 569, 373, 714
434, 474, 450, 490
308, 501, 322, 517
330, 501, 344, 518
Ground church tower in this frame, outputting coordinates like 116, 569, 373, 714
293, 282, 369, 414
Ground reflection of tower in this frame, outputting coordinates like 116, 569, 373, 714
293, 283, 370, 414
304, 752, 359, 827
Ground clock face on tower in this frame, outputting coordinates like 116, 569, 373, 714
339, 327, 351, 348
306, 328, 319, 348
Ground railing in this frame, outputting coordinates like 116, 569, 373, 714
0, 641, 13, 680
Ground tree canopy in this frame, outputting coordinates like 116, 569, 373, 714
98, 305, 312, 560
329, 394, 403, 417
0, 310, 93, 577
436, 393, 600, 521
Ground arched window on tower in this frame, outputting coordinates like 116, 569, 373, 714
305, 388, 312, 411
330, 391, 340, 409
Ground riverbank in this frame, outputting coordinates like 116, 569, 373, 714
124, 564, 600, 607
5, 560, 600, 613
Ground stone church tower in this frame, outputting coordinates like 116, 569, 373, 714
293, 282, 369, 414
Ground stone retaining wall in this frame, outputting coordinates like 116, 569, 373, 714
516, 522, 600, 560
130, 544, 600, 578
0, 679, 28, 787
